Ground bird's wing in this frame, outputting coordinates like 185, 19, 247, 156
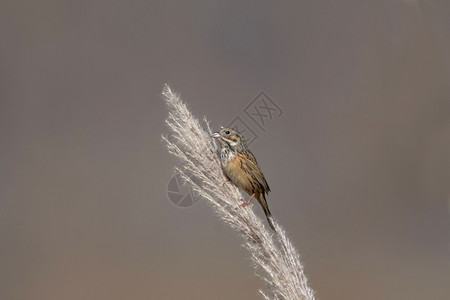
239, 150, 271, 193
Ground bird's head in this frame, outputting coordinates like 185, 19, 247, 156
211, 127, 246, 151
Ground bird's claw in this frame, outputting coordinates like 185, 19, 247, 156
239, 198, 251, 207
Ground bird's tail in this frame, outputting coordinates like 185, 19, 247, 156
258, 193, 276, 231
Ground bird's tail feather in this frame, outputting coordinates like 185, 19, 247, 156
258, 194, 276, 231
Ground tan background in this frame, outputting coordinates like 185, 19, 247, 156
1, 1, 449, 299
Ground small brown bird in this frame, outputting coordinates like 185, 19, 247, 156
212, 127, 275, 231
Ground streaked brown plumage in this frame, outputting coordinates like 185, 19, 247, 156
212, 127, 275, 231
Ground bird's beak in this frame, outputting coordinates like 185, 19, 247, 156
211, 132, 221, 138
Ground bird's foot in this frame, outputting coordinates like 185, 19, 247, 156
239, 194, 255, 207
239, 199, 249, 207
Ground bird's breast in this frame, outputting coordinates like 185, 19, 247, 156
220, 151, 254, 196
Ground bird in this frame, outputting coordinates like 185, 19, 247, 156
211, 127, 275, 231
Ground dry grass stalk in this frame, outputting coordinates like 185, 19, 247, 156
162, 84, 315, 300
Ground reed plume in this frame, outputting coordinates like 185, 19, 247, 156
162, 84, 315, 300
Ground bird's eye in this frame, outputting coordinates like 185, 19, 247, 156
225, 130, 230, 135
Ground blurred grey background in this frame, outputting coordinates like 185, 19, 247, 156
1, 1, 449, 299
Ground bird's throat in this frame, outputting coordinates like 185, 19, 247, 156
220, 147, 236, 163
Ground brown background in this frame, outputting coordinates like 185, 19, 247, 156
1, 1, 449, 299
